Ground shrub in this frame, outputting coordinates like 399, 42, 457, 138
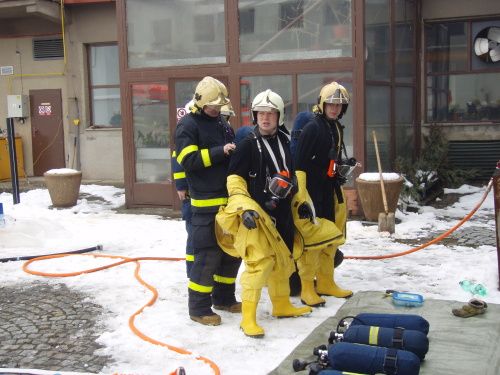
395, 125, 477, 205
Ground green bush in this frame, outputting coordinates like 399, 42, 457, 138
395, 125, 477, 204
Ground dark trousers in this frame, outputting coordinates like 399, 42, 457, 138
188, 212, 241, 316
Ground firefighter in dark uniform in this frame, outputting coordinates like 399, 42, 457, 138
172, 100, 236, 278
175, 76, 241, 326
294, 81, 353, 306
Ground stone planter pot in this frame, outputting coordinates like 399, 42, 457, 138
355, 173, 404, 221
44, 169, 82, 208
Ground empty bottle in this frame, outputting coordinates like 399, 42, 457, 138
459, 279, 487, 297
0, 202, 5, 228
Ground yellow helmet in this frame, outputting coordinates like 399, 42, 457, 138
315, 81, 350, 118
193, 76, 229, 110
220, 101, 236, 117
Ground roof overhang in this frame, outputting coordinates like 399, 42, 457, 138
0, 0, 60, 24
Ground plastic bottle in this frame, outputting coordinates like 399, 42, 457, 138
0, 202, 5, 228
459, 279, 487, 297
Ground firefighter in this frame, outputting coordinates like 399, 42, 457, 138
294, 81, 353, 306
216, 89, 311, 338
175, 76, 241, 326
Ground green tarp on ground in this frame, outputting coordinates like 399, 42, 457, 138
270, 291, 500, 375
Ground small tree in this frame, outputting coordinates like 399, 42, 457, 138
395, 125, 477, 205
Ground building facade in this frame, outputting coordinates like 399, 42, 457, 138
0, 0, 498, 210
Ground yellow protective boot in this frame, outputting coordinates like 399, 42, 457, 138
271, 296, 312, 318
300, 279, 325, 307
316, 270, 353, 298
240, 301, 265, 338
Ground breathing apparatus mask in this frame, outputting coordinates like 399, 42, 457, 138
264, 171, 294, 210
327, 155, 361, 183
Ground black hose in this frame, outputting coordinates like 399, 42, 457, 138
0, 244, 103, 263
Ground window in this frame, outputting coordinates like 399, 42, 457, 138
280, 1, 304, 30
239, 0, 352, 62
239, 8, 255, 35
240, 75, 293, 129
126, 0, 226, 68
88, 44, 121, 128
425, 19, 500, 123
132, 83, 170, 183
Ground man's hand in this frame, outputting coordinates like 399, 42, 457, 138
242, 210, 259, 229
177, 190, 188, 201
298, 203, 314, 221
223, 142, 236, 155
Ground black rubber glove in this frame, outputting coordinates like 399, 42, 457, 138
298, 203, 313, 221
242, 210, 259, 229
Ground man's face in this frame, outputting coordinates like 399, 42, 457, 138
204, 105, 222, 118
324, 103, 342, 120
257, 110, 279, 135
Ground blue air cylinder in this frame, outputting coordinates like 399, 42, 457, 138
350, 313, 430, 335
328, 342, 421, 375
343, 325, 429, 360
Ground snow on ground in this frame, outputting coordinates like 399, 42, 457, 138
0, 183, 498, 375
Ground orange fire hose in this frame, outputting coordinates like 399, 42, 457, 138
23, 253, 221, 375
345, 179, 493, 260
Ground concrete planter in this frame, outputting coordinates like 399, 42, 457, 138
44, 169, 82, 208
355, 174, 404, 221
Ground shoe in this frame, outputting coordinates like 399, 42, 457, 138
213, 302, 242, 313
452, 299, 487, 318
190, 313, 222, 326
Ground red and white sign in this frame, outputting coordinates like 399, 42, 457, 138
38, 104, 52, 116
176, 107, 187, 122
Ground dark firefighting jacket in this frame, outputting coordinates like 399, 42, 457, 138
175, 111, 234, 214
294, 113, 344, 220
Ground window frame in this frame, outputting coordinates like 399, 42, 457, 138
424, 18, 500, 124
87, 42, 121, 129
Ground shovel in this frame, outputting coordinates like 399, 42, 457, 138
372, 130, 395, 233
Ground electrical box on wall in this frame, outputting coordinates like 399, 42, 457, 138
7, 95, 29, 118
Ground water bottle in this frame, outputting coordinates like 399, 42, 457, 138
0, 202, 5, 228
459, 279, 487, 297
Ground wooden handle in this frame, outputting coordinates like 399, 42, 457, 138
372, 130, 388, 214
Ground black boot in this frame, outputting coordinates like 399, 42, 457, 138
212, 282, 241, 313
189, 289, 221, 325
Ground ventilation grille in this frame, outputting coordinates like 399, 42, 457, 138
33, 38, 64, 60
448, 140, 500, 180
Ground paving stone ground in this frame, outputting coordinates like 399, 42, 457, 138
0, 283, 112, 373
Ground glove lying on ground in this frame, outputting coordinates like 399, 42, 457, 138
452, 298, 488, 318
242, 210, 259, 229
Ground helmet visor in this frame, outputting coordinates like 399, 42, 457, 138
267, 174, 294, 199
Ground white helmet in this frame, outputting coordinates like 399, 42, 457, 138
251, 89, 285, 126
220, 101, 236, 117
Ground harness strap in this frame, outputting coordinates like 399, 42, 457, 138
383, 348, 398, 375
392, 327, 405, 349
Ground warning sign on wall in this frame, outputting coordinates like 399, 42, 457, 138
38, 103, 52, 116
176, 107, 187, 122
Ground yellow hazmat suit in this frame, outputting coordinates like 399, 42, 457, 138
293, 171, 352, 306
216, 175, 311, 337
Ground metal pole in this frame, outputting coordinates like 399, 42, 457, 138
6, 117, 20, 204
493, 161, 500, 291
